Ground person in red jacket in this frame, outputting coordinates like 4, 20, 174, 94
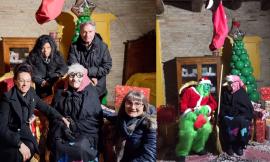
176, 77, 217, 162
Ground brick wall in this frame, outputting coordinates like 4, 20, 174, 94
159, 2, 270, 103
0, 0, 155, 103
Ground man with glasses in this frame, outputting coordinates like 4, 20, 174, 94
67, 21, 112, 103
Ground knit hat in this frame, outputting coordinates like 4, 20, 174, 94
198, 77, 212, 85
67, 63, 86, 75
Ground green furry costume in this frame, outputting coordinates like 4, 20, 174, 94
176, 81, 217, 157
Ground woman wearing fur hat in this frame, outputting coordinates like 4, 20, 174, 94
26, 35, 68, 98
102, 91, 157, 162
220, 75, 253, 156
48, 63, 102, 162
176, 77, 217, 162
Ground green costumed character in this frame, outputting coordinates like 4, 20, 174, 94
176, 77, 217, 161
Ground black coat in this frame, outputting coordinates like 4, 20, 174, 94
67, 35, 112, 96
0, 87, 62, 161
220, 87, 254, 121
26, 51, 68, 86
48, 84, 103, 161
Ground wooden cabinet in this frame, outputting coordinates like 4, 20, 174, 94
164, 56, 221, 114
0, 37, 37, 75
176, 56, 222, 95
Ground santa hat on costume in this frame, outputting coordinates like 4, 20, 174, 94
198, 77, 212, 85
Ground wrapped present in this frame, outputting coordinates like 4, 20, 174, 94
254, 107, 270, 120
260, 87, 270, 94
157, 105, 177, 124
114, 85, 150, 110
255, 119, 266, 143
260, 87, 270, 100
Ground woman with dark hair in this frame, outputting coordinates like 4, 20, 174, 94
103, 91, 157, 162
0, 63, 69, 162
27, 34, 68, 98
48, 63, 103, 162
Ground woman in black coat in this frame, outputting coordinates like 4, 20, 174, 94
220, 75, 254, 156
27, 35, 68, 98
103, 91, 157, 162
48, 63, 103, 162
0, 63, 68, 162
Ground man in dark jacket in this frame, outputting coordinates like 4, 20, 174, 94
67, 21, 112, 100
0, 63, 69, 162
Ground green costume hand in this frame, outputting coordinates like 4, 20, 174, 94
194, 106, 209, 116
185, 111, 197, 122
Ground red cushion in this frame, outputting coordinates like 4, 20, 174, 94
114, 85, 150, 110
0, 78, 14, 97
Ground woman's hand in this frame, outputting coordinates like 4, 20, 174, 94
91, 78, 98, 86
62, 117, 70, 128
19, 142, 31, 162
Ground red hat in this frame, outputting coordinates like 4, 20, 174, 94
199, 77, 212, 85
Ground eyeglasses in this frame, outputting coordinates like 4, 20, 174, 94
17, 80, 31, 84
125, 101, 143, 108
69, 72, 84, 78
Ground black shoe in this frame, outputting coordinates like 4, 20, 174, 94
234, 148, 243, 156
226, 147, 234, 156
196, 149, 207, 155
176, 156, 186, 162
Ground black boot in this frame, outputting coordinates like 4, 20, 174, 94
196, 149, 207, 155
234, 147, 243, 156
226, 145, 234, 156
176, 155, 186, 162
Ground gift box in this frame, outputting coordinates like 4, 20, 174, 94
157, 105, 177, 124
255, 119, 266, 143
114, 85, 150, 110
254, 107, 270, 120
260, 87, 270, 100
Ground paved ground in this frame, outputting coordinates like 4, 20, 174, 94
158, 141, 270, 162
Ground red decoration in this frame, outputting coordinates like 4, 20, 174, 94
194, 114, 207, 129
114, 85, 150, 110
157, 105, 177, 124
260, 87, 270, 100
35, 0, 65, 24
255, 119, 266, 143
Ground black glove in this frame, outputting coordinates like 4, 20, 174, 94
63, 128, 76, 141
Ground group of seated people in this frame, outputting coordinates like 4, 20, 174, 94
175, 76, 254, 162
0, 19, 157, 162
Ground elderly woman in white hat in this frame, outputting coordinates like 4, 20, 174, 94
48, 63, 102, 162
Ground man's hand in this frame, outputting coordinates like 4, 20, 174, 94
62, 117, 70, 128
91, 78, 98, 86
19, 142, 31, 162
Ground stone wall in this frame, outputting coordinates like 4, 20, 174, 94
0, 0, 155, 103
159, 2, 270, 104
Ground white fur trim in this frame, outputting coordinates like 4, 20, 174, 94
67, 63, 86, 74
206, 105, 212, 115
206, 0, 214, 9
181, 108, 192, 118
199, 80, 212, 85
